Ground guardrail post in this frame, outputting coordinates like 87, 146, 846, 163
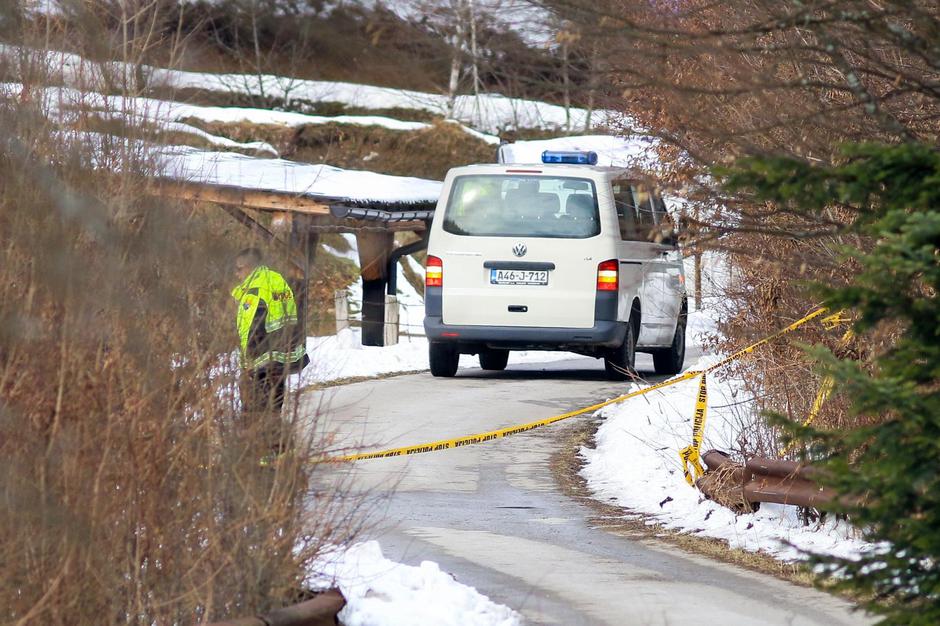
204, 589, 346, 626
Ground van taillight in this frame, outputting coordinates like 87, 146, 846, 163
426, 255, 443, 287
596, 259, 618, 291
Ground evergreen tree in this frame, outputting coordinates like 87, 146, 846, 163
719, 143, 940, 624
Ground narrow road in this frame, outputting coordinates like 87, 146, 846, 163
303, 353, 870, 625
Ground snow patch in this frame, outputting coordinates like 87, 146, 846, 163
157, 145, 442, 203
310, 541, 521, 626
580, 250, 872, 562
0, 44, 624, 134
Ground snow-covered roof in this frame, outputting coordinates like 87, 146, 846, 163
157, 146, 442, 205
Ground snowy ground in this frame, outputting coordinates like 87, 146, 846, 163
1, 82, 500, 154
1, 44, 625, 134
310, 541, 520, 626
580, 254, 873, 563
298, 328, 574, 385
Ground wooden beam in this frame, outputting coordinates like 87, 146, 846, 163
357, 231, 395, 281
219, 205, 308, 275
158, 181, 332, 215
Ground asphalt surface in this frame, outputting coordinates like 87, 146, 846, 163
303, 352, 872, 625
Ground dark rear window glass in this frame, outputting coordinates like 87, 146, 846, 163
443, 175, 599, 238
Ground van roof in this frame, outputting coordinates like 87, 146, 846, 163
450, 163, 637, 177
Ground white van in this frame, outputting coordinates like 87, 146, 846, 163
423, 151, 687, 379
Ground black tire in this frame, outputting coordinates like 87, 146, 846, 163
605, 319, 637, 381
653, 308, 687, 375
479, 349, 509, 371
429, 342, 459, 377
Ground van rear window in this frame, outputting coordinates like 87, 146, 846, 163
442, 175, 599, 239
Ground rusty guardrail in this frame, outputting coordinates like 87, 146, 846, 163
204, 589, 345, 626
698, 450, 839, 512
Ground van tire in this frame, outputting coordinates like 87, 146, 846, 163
479, 349, 509, 371
605, 320, 637, 381
429, 343, 459, 377
652, 309, 686, 375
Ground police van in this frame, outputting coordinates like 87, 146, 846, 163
423, 150, 687, 379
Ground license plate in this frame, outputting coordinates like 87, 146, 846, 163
490, 269, 549, 286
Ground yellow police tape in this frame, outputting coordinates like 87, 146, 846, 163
779, 323, 853, 456
330, 306, 831, 464
335, 370, 701, 461
679, 373, 708, 486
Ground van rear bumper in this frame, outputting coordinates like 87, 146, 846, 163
423, 316, 626, 351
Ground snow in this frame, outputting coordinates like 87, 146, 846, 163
157, 145, 442, 203
162, 120, 279, 156
1, 44, 624, 134
580, 253, 874, 563
310, 541, 520, 626
581, 340, 871, 562
3, 81, 497, 156
298, 327, 576, 386
3, 81, 444, 202
153, 68, 622, 134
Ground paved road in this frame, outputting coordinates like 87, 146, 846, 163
303, 353, 871, 625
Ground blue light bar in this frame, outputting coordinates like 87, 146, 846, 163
541, 150, 598, 165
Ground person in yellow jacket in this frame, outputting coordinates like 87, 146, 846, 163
232, 248, 309, 442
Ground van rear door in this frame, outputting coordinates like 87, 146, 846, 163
436, 174, 601, 329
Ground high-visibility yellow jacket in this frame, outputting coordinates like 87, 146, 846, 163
231, 265, 306, 370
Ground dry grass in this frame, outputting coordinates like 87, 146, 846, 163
0, 39, 366, 626
181, 117, 497, 180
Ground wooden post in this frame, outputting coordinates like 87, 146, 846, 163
693, 203, 702, 311
334, 290, 349, 332
290, 215, 318, 345
694, 251, 703, 311
384, 294, 399, 346
356, 231, 394, 346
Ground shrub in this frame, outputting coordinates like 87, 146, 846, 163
720, 143, 940, 624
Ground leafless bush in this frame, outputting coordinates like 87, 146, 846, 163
0, 22, 362, 626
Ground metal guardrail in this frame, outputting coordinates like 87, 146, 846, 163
204, 589, 345, 626
699, 450, 839, 512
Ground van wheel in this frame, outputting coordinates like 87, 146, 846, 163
605, 320, 637, 381
653, 310, 686, 375
479, 349, 509, 371
429, 343, 459, 377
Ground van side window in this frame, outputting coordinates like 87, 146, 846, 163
652, 193, 668, 222
632, 185, 657, 241
611, 179, 640, 241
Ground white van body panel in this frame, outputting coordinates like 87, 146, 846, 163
438, 234, 600, 328
424, 162, 686, 354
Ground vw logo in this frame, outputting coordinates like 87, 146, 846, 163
512, 243, 527, 257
